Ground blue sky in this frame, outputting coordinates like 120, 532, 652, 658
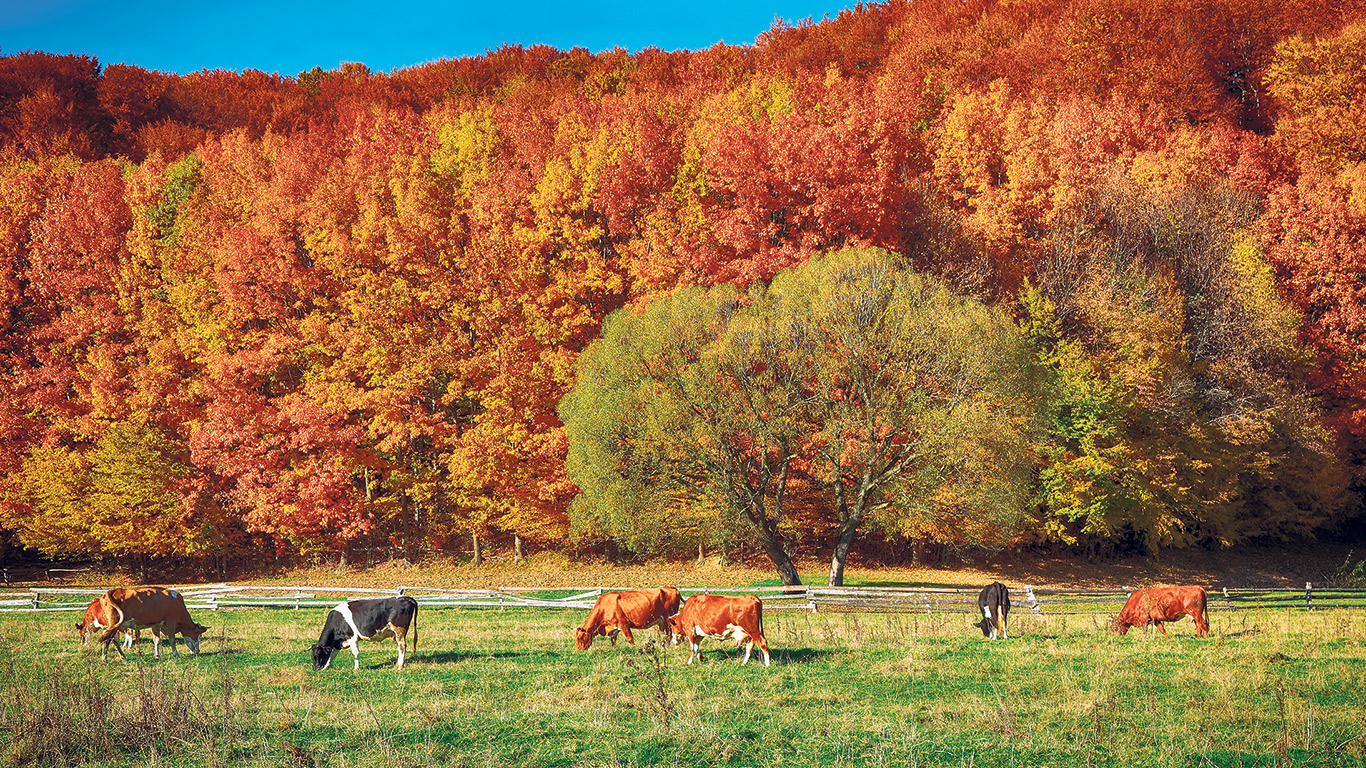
1, 0, 854, 77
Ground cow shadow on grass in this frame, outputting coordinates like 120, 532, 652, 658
686, 647, 829, 665
772, 647, 834, 665
196, 644, 247, 656
406, 650, 538, 666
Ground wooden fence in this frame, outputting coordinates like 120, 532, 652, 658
1, 582, 1362, 616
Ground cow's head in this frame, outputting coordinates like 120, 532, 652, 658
1111, 614, 1132, 634
310, 643, 336, 670
573, 627, 593, 650
183, 623, 210, 653
974, 617, 995, 637
665, 615, 684, 644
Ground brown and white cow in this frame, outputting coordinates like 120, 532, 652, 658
666, 593, 770, 666
1112, 585, 1209, 638
75, 596, 138, 650
574, 587, 682, 650
96, 586, 210, 660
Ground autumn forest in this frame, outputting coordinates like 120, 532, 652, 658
2, 0, 1365, 584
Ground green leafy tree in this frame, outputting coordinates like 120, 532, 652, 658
563, 249, 1041, 585
760, 250, 1041, 585
562, 283, 807, 584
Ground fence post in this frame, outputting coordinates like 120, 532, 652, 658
31, 590, 39, 610
499, 586, 505, 612
294, 589, 300, 610
1306, 582, 1314, 611
1025, 585, 1041, 615
1223, 587, 1234, 611
808, 587, 817, 613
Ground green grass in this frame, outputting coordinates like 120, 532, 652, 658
2, 607, 1365, 767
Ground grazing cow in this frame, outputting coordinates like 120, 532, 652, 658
1113, 585, 1209, 638
96, 587, 210, 660
975, 582, 1011, 640
75, 597, 138, 650
574, 586, 682, 650
666, 593, 770, 667
311, 596, 418, 671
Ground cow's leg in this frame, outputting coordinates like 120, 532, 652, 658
996, 607, 1007, 640
98, 624, 128, 660
620, 624, 635, 646
686, 638, 701, 664
348, 636, 361, 670
1188, 610, 1207, 637
740, 639, 754, 666
757, 635, 771, 667
608, 628, 619, 647
394, 626, 407, 669
1155, 621, 1168, 636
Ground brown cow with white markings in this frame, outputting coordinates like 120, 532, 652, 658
666, 593, 770, 666
75, 596, 138, 650
96, 586, 209, 660
574, 587, 682, 650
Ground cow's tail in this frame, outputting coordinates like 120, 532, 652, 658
98, 597, 124, 649
411, 598, 418, 652
1201, 587, 1210, 637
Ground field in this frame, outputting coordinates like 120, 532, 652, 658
2, 602, 1365, 768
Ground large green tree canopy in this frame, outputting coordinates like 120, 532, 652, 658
561, 249, 1041, 584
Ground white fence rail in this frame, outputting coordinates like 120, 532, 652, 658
2, 582, 1362, 615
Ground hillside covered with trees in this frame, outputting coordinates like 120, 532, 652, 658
2, 0, 1365, 581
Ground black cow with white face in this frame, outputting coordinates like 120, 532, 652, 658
975, 582, 1010, 640
310, 596, 418, 670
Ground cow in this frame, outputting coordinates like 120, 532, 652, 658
311, 596, 418, 671
75, 596, 139, 650
666, 593, 770, 667
95, 586, 210, 660
573, 586, 682, 650
975, 582, 1010, 640
1112, 585, 1209, 638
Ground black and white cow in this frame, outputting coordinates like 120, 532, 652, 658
975, 582, 1010, 640
310, 596, 418, 670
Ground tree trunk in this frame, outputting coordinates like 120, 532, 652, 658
828, 520, 860, 587
697, 542, 705, 565
400, 494, 413, 565
513, 535, 524, 563
337, 543, 348, 574
471, 531, 483, 566
746, 507, 801, 586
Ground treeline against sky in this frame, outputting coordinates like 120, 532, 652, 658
2, 0, 1365, 572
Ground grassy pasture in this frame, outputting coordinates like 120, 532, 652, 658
1, 605, 1364, 767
